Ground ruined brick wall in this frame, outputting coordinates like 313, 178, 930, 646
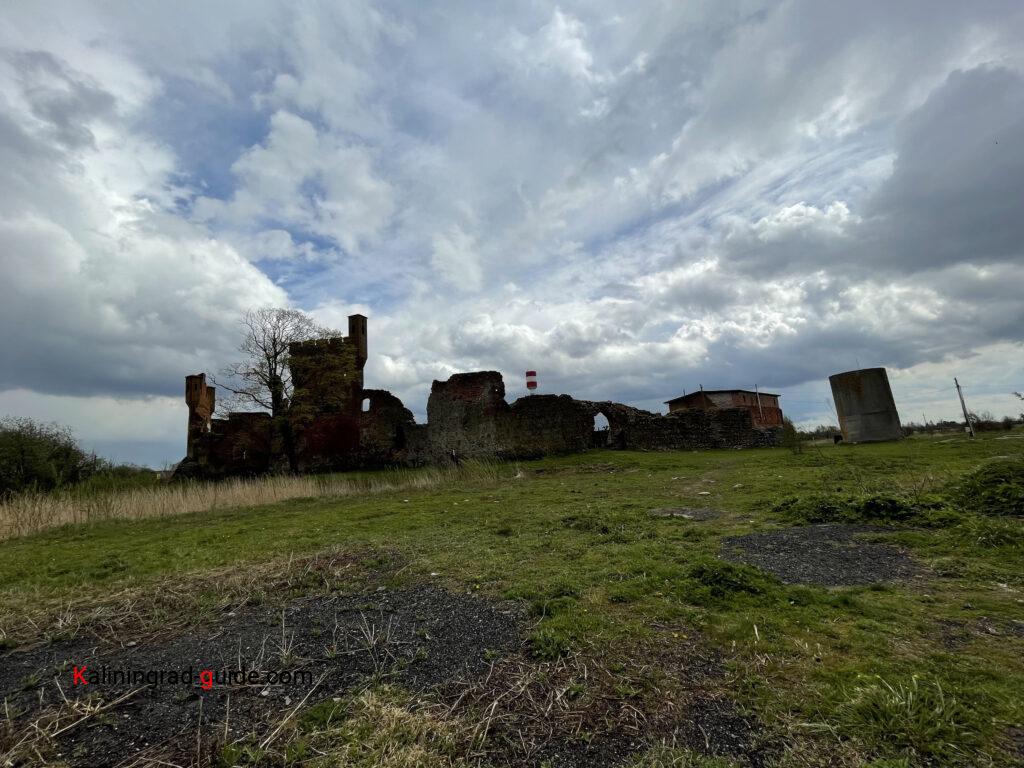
505, 395, 594, 457
609, 407, 778, 450
178, 346, 777, 478
357, 389, 416, 465
411, 372, 510, 462
178, 411, 272, 479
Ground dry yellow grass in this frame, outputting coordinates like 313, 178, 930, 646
0, 462, 502, 540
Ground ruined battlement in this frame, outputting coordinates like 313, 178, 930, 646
288, 336, 350, 354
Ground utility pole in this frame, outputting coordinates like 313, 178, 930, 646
754, 384, 764, 422
955, 377, 975, 438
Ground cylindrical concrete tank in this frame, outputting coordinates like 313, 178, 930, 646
829, 367, 903, 443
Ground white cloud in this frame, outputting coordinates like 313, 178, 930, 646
431, 225, 483, 291
194, 110, 394, 254
529, 8, 600, 83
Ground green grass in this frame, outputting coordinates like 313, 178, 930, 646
2, 433, 1023, 765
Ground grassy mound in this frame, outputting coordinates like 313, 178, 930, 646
771, 493, 949, 526
950, 459, 1024, 517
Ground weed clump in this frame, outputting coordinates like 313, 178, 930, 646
956, 515, 1024, 550
950, 459, 1024, 517
772, 493, 947, 526
528, 626, 571, 660
834, 675, 988, 765
292, 685, 472, 767
684, 558, 777, 604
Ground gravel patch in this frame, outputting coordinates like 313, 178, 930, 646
720, 524, 923, 586
649, 507, 721, 521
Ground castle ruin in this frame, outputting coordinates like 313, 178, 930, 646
175, 315, 779, 478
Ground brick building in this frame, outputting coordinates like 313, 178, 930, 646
664, 389, 783, 428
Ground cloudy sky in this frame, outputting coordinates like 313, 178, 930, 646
2, 1, 1023, 466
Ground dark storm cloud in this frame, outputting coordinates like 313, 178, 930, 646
9, 50, 116, 148
866, 66, 1024, 270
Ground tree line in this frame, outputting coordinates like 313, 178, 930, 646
0, 418, 154, 498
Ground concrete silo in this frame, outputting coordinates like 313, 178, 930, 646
829, 367, 903, 443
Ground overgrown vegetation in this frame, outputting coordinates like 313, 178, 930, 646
0, 416, 155, 499
780, 417, 803, 454
771, 492, 951, 526
950, 459, 1024, 517
219, 685, 474, 767
832, 675, 990, 765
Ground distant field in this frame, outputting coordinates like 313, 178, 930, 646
1, 434, 1022, 767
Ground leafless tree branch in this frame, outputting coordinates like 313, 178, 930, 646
212, 308, 339, 418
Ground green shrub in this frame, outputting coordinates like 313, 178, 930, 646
834, 675, 987, 765
0, 417, 155, 499
781, 417, 804, 454
0, 418, 96, 497
950, 460, 1024, 517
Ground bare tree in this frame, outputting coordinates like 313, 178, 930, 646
214, 308, 339, 418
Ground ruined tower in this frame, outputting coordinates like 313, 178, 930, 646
286, 314, 371, 470
348, 313, 367, 370
184, 373, 215, 458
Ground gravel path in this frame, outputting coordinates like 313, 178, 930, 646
720, 524, 923, 586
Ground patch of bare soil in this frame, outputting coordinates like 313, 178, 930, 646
1, 557, 773, 767
442, 629, 773, 768
720, 524, 923, 586
0, 585, 520, 766
936, 616, 1024, 649
648, 507, 721, 521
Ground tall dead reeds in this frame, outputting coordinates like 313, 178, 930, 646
0, 461, 502, 540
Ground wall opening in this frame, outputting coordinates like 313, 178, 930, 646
361, 397, 371, 413
592, 412, 610, 448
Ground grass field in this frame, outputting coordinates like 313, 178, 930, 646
1, 433, 1022, 767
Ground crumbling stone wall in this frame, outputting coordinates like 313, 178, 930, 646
177, 411, 272, 479
405, 373, 778, 465
357, 389, 416, 465
585, 405, 777, 451
506, 395, 598, 458
408, 372, 511, 462
176, 319, 776, 479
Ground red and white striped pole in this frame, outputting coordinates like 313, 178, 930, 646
525, 370, 538, 392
